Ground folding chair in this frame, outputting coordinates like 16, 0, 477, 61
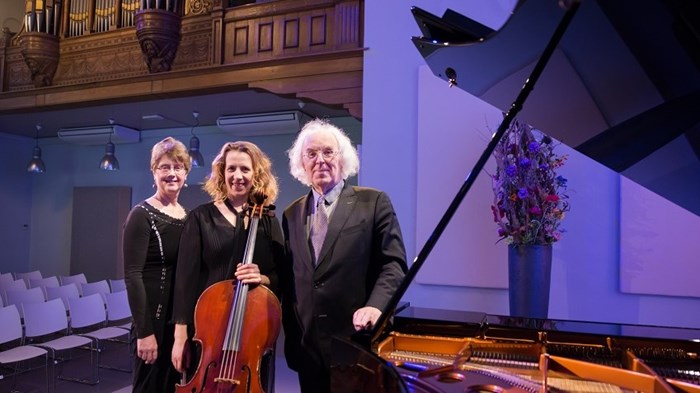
14, 270, 42, 287
0, 279, 27, 305
46, 283, 81, 311
59, 273, 88, 295
0, 272, 14, 289
6, 287, 46, 318
80, 280, 111, 298
108, 278, 126, 293
104, 290, 133, 330
23, 298, 98, 385
68, 294, 130, 371
29, 276, 60, 299
0, 305, 51, 393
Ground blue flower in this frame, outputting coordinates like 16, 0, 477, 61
505, 165, 517, 176
517, 188, 529, 199
528, 141, 540, 152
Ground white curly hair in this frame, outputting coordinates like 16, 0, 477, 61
288, 118, 359, 186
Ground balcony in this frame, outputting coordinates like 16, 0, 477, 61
0, 0, 364, 120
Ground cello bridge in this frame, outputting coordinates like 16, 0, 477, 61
213, 377, 240, 386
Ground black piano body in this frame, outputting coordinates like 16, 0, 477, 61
331, 0, 700, 392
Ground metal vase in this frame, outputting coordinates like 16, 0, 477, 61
508, 244, 552, 319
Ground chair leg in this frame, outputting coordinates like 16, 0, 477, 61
55, 343, 100, 385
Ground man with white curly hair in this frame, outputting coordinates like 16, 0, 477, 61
281, 118, 407, 393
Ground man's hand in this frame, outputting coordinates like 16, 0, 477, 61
352, 306, 381, 331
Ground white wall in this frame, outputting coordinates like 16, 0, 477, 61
363, 1, 700, 328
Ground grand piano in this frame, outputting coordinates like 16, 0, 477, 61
331, 0, 700, 392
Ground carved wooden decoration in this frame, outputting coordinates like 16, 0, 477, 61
19, 32, 60, 87
135, 9, 182, 73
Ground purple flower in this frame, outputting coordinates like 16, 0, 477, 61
491, 118, 569, 245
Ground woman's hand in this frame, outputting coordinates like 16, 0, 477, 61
171, 324, 190, 373
352, 306, 382, 331
235, 263, 269, 286
137, 334, 158, 364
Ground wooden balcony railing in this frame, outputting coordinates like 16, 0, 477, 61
0, 0, 364, 118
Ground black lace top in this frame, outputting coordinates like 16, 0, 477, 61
123, 202, 186, 339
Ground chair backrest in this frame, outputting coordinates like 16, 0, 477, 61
80, 280, 111, 297
6, 287, 46, 317
46, 283, 81, 310
0, 272, 14, 288
104, 290, 132, 322
3, 278, 27, 292
29, 276, 60, 298
23, 298, 69, 338
68, 293, 108, 330
30, 276, 60, 289
0, 304, 23, 344
14, 270, 43, 286
59, 273, 88, 288
108, 278, 126, 292
0, 279, 28, 306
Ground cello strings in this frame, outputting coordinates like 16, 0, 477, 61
216, 205, 263, 385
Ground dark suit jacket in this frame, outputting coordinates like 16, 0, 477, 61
281, 183, 407, 369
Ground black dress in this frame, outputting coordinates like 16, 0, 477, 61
172, 201, 284, 392
172, 202, 283, 323
123, 202, 186, 393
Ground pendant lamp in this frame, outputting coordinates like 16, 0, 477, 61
27, 125, 46, 173
99, 119, 120, 170
188, 111, 205, 168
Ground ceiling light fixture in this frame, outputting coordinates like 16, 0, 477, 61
99, 119, 120, 171
188, 111, 205, 168
27, 124, 46, 174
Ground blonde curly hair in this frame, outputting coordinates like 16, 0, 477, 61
203, 141, 278, 205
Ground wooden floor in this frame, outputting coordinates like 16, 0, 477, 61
1, 340, 300, 393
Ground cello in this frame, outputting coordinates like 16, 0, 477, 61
176, 193, 281, 393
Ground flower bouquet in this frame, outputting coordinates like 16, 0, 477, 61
491, 118, 570, 245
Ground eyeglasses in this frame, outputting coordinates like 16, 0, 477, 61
155, 164, 187, 174
303, 149, 338, 161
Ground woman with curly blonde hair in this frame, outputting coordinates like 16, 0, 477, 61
171, 141, 283, 392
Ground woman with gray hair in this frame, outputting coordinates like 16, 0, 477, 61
281, 119, 408, 393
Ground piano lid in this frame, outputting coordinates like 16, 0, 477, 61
412, 0, 700, 216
